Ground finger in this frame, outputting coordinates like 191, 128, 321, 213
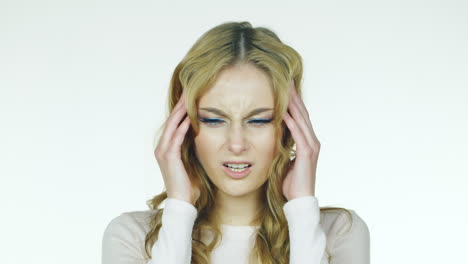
288, 90, 315, 148
283, 110, 313, 157
289, 81, 320, 144
156, 90, 187, 150
168, 114, 191, 154
158, 100, 188, 153
160, 91, 186, 126
290, 81, 313, 130
288, 87, 320, 149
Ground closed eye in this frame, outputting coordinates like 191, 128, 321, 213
250, 119, 273, 125
199, 118, 273, 127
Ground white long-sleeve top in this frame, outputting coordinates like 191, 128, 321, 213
102, 196, 370, 264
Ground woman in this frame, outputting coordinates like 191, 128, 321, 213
102, 21, 370, 264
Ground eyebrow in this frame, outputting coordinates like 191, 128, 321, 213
199, 107, 273, 118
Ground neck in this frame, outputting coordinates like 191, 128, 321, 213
214, 187, 265, 226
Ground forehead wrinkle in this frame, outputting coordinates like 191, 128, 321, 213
202, 93, 269, 112
199, 106, 273, 119
198, 69, 274, 119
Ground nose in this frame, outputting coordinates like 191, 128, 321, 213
226, 123, 248, 154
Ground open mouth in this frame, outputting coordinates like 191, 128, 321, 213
222, 164, 253, 179
223, 164, 252, 172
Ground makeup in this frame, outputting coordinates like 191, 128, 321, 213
222, 164, 253, 179
199, 118, 273, 127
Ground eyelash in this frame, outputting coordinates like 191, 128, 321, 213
199, 118, 273, 127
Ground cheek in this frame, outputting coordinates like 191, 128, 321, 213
253, 128, 276, 153
194, 132, 209, 159
194, 130, 221, 165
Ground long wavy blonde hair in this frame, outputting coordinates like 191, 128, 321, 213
144, 21, 353, 264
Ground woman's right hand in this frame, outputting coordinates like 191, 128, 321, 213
154, 89, 200, 206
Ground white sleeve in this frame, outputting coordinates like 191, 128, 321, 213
283, 195, 327, 264
149, 198, 198, 264
101, 198, 197, 264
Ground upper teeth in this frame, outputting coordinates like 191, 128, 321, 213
225, 163, 250, 168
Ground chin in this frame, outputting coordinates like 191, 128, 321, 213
218, 179, 264, 198
218, 187, 255, 198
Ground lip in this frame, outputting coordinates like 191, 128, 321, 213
222, 161, 253, 165
222, 164, 253, 179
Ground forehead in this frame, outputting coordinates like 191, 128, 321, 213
198, 64, 274, 108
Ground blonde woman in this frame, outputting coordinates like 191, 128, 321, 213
102, 21, 370, 264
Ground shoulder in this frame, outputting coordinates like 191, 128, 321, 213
103, 209, 157, 243
102, 209, 158, 263
320, 208, 370, 261
320, 208, 368, 233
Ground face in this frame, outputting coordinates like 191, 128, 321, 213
194, 63, 277, 198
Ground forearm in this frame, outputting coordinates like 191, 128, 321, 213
149, 198, 198, 264
283, 195, 327, 264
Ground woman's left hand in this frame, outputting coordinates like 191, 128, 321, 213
282, 80, 321, 201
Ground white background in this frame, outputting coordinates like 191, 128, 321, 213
1, 0, 467, 263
